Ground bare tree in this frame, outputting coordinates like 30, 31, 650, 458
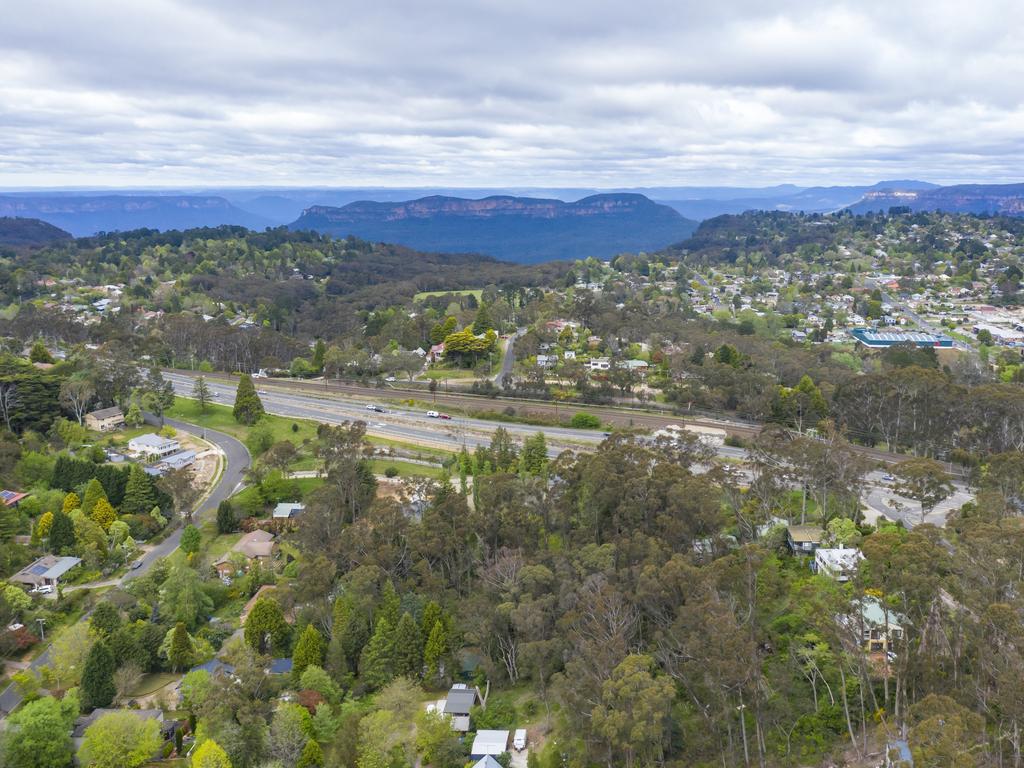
0, 382, 19, 431
59, 378, 95, 425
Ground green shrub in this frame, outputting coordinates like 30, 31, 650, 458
570, 412, 601, 429
384, 466, 399, 478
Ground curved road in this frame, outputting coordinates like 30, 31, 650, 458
0, 418, 250, 715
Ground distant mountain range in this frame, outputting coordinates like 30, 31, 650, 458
0, 217, 73, 248
5, 182, 1024, 259
290, 193, 697, 263
0, 194, 270, 237
845, 183, 1024, 216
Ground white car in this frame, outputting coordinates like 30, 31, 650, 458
366, 404, 386, 413
427, 410, 440, 418
513, 729, 527, 751
30, 584, 53, 595
384, 376, 397, 382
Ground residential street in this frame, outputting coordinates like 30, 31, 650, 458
0, 419, 250, 715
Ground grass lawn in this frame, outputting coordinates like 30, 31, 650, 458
368, 435, 454, 461
413, 289, 483, 302
369, 458, 444, 479
418, 368, 479, 381
128, 672, 180, 697
165, 398, 319, 447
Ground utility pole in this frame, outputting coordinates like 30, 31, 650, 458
36, 617, 45, 642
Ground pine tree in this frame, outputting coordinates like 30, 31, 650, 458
244, 597, 290, 655
423, 619, 448, 683
49, 510, 76, 554
168, 622, 193, 672
62, 492, 81, 514
232, 374, 264, 425
472, 303, 493, 334
216, 500, 237, 534
121, 464, 158, 516
90, 498, 117, 530
81, 639, 116, 709
312, 339, 327, 372
180, 524, 201, 555
81, 478, 107, 517
520, 432, 548, 475
393, 612, 423, 678
377, 580, 400, 628
420, 601, 443, 640
292, 624, 326, 682
193, 376, 212, 413
297, 738, 324, 768
358, 617, 396, 690
28, 340, 53, 364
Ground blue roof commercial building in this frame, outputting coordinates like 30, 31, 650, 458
849, 328, 954, 349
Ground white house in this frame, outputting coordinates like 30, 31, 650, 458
471, 730, 510, 759
814, 547, 864, 582
273, 502, 305, 520
128, 433, 181, 458
589, 357, 611, 371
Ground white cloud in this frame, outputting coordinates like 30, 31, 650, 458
0, 0, 1022, 186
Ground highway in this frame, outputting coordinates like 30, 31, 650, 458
168, 372, 973, 527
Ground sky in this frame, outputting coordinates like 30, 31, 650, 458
2, 0, 1024, 188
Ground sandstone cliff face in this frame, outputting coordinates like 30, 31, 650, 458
303, 193, 666, 222
292, 193, 696, 263
852, 184, 1024, 216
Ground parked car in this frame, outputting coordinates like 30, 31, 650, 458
130, 559, 144, 570
366, 404, 386, 413
384, 376, 397, 382
513, 729, 527, 751
30, 584, 53, 595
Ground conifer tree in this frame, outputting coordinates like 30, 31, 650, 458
121, 464, 158, 516
82, 639, 116, 709
49, 510, 76, 553
62, 491, 81, 514
393, 612, 423, 678
232, 374, 264, 425
297, 738, 324, 768
81, 478, 107, 517
90, 497, 117, 530
292, 624, 326, 682
168, 622, 193, 672
423, 619, 448, 683
358, 617, 396, 690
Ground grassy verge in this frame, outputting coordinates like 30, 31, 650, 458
369, 459, 445, 479
418, 368, 479, 381
165, 398, 319, 446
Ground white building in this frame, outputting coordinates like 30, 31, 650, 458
589, 357, 611, 371
814, 547, 864, 582
128, 433, 181, 458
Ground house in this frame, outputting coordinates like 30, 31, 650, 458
847, 597, 905, 654
428, 343, 446, 362
128, 433, 181, 458
470, 730, 510, 758
72, 708, 165, 753
0, 490, 29, 508
536, 355, 554, 368
621, 359, 649, 372
84, 406, 125, 432
213, 530, 277, 578
589, 357, 611, 371
146, 450, 198, 477
11, 555, 81, 589
273, 502, 305, 520
813, 547, 864, 582
441, 683, 483, 732
787, 525, 823, 555
473, 758, 504, 768
563, 350, 577, 360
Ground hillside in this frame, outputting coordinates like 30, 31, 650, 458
847, 182, 1024, 216
0, 216, 73, 248
0, 194, 271, 237
290, 193, 697, 262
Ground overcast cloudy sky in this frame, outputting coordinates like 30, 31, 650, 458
2, 0, 1023, 188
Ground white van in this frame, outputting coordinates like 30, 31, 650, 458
513, 729, 527, 751
426, 410, 440, 418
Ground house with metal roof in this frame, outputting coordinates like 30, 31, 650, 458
441, 684, 483, 732
0, 490, 29, 508
273, 502, 305, 520
128, 432, 181, 458
470, 730, 510, 758
85, 406, 125, 432
11, 555, 82, 589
